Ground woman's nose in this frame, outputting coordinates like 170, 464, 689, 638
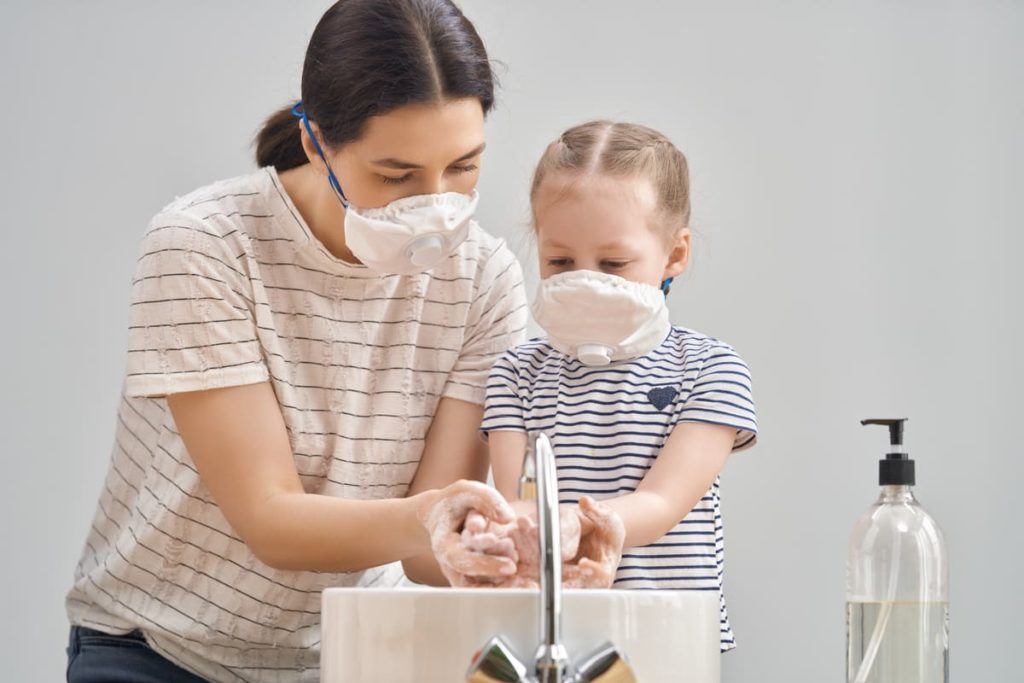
420, 182, 442, 195
421, 174, 446, 195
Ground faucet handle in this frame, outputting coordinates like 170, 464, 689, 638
466, 636, 531, 683
571, 642, 637, 683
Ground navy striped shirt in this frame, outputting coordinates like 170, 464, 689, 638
481, 326, 757, 651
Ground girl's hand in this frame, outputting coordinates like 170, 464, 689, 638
472, 501, 582, 588
417, 480, 517, 587
512, 500, 583, 568
460, 510, 518, 561
562, 496, 625, 589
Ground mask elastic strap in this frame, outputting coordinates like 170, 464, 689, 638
661, 277, 674, 297
291, 101, 349, 208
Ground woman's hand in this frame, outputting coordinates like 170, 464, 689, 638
416, 480, 518, 587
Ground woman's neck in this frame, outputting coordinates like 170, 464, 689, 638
278, 164, 357, 263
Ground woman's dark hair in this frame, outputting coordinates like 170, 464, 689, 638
255, 0, 495, 171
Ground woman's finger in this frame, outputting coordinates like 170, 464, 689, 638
445, 480, 515, 524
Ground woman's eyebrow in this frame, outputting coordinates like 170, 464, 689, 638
452, 142, 486, 162
371, 142, 486, 170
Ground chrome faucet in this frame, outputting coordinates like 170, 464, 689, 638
466, 433, 636, 683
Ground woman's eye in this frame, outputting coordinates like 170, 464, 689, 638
449, 164, 479, 174
380, 174, 412, 185
547, 258, 570, 267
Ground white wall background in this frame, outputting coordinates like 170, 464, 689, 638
1, 1, 1020, 681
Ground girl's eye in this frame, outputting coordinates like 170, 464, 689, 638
449, 164, 478, 174
547, 258, 571, 267
603, 261, 629, 270
380, 174, 412, 185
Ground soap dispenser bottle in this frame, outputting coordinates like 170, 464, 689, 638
847, 419, 949, 683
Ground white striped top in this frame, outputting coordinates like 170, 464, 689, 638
481, 327, 757, 651
65, 168, 528, 682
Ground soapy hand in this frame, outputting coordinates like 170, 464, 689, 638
417, 480, 518, 587
425, 484, 624, 588
459, 497, 622, 589
561, 495, 625, 589
493, 500, 583, 588
457, 501, 581, 588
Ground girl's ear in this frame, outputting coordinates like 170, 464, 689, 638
662, 228, 691, 280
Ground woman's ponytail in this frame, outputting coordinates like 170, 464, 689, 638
254, 104, 308, 172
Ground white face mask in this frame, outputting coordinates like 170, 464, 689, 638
531, 270, 672, 366
292, 102, 477, 275
344, 190, 479, 275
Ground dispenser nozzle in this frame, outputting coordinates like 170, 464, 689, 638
861, 418, 914, 487
860, 418, 908, 450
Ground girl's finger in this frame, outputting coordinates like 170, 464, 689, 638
464, 510, 489, 534
444, 544, 518, 577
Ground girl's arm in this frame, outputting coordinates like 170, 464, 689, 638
491, 423, 735, 549
168, 382, 511, 573
602, 422, 734, 547
489, 430, 529, 502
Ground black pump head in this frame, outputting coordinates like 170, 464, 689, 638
860, 418, 907, 449
861, 418, 915, 486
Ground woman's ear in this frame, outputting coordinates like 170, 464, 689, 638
298, 120, 328, 173
662, 228, 691, 280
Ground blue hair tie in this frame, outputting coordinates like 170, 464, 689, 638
661, 277, 674, 297
290, 100, 349, 207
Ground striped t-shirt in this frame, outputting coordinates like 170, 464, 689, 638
481, 326, 757, 651
65, 168, 528, 683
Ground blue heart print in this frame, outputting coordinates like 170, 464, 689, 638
647, 386, 678, 411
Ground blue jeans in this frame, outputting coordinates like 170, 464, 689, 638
66, 626, 209, 682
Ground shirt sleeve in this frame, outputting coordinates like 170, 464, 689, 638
672, 342, 758, 452
442, 240, 529, 405
480, 350, 526, 436
123, 212, 269, 398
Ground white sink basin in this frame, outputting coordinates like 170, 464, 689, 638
321, 587, 720, 682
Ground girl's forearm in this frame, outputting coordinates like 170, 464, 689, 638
602, 488, 705, 548
602, 424, 735, 548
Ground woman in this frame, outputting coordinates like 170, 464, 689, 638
65, 1, 527, 681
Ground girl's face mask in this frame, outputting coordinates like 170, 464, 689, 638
531, 270, 672, 366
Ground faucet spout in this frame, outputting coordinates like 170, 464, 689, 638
526, 433, 570, 682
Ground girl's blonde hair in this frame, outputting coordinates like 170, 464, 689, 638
530, 120, 691, 239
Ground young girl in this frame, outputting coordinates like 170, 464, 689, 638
480, 121, 758, 651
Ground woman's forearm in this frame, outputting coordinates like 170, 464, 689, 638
251, 489, 436, 572
402, 553, 449, 586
